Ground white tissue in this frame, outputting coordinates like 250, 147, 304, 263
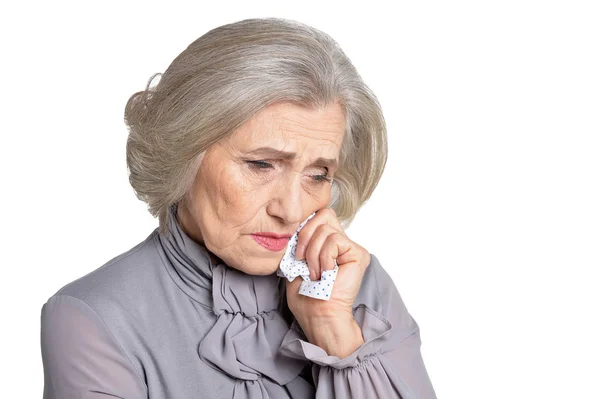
276, 212, 338, 301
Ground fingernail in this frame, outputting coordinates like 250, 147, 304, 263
310, 270, 316, 280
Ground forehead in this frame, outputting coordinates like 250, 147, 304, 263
229, 101, 346, 150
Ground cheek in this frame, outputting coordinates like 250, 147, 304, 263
203, 164, 261, 219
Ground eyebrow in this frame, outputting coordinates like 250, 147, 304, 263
247, 147, 339, 170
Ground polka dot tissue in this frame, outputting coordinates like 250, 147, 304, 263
276, 212, 338, 301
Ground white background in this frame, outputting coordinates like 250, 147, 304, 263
1, 1, 598, 398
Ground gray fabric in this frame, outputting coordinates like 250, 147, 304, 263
40, 203, 437, 398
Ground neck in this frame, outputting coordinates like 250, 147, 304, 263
175, 202, 223, 266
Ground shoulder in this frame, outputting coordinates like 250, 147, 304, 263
40, 229, 166, 396
45, 229, 162, 316
41, 293, 149, 398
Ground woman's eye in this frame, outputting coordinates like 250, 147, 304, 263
247, 160, 273, 169
311, 167, 332, 184
312, 174, 332, 183
246, 160, 331, 184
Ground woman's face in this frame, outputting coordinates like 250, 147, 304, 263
178, 101, 346, 275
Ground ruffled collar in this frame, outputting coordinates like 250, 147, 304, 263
154, 203, 214, 306
154, 203, 313, 399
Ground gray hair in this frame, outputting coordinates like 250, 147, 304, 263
125, 18, 388, 236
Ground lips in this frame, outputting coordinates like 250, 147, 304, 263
251, 234, 290, 251
253, 232, 292, 239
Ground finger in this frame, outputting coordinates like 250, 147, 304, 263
319, 232, 347, 276
338, 240, 370, 269
318, 207, 343, 230
297, 208, 343, 259
304, 224, 337, 280
296, 211, 327, 259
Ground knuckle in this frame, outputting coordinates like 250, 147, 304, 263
328, 231, 343, 243
315, 224, 329, 234
320, 255, 333, 271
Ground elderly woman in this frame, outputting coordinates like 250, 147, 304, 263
40, 18, 437, 399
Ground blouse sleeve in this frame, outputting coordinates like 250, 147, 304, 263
40, 294, 148, 399
279, 254, 437, 399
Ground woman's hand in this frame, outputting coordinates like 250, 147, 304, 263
285, 208, 371, 326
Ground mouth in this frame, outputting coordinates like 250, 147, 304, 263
252, 232, 293, 239
251, 234, 291, 251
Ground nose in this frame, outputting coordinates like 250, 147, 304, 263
266, 173, 305, 225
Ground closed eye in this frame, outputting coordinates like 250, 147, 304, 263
246, 160, 273, 169
246, 160, 332, 184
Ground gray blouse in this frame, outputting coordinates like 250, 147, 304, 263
40, 204, 437, 398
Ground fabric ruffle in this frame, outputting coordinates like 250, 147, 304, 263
278, 304, 393, 370
278, 303, 422, 399
197, 263, 314, 399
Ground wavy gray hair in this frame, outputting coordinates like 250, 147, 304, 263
125, 18, 387, 236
